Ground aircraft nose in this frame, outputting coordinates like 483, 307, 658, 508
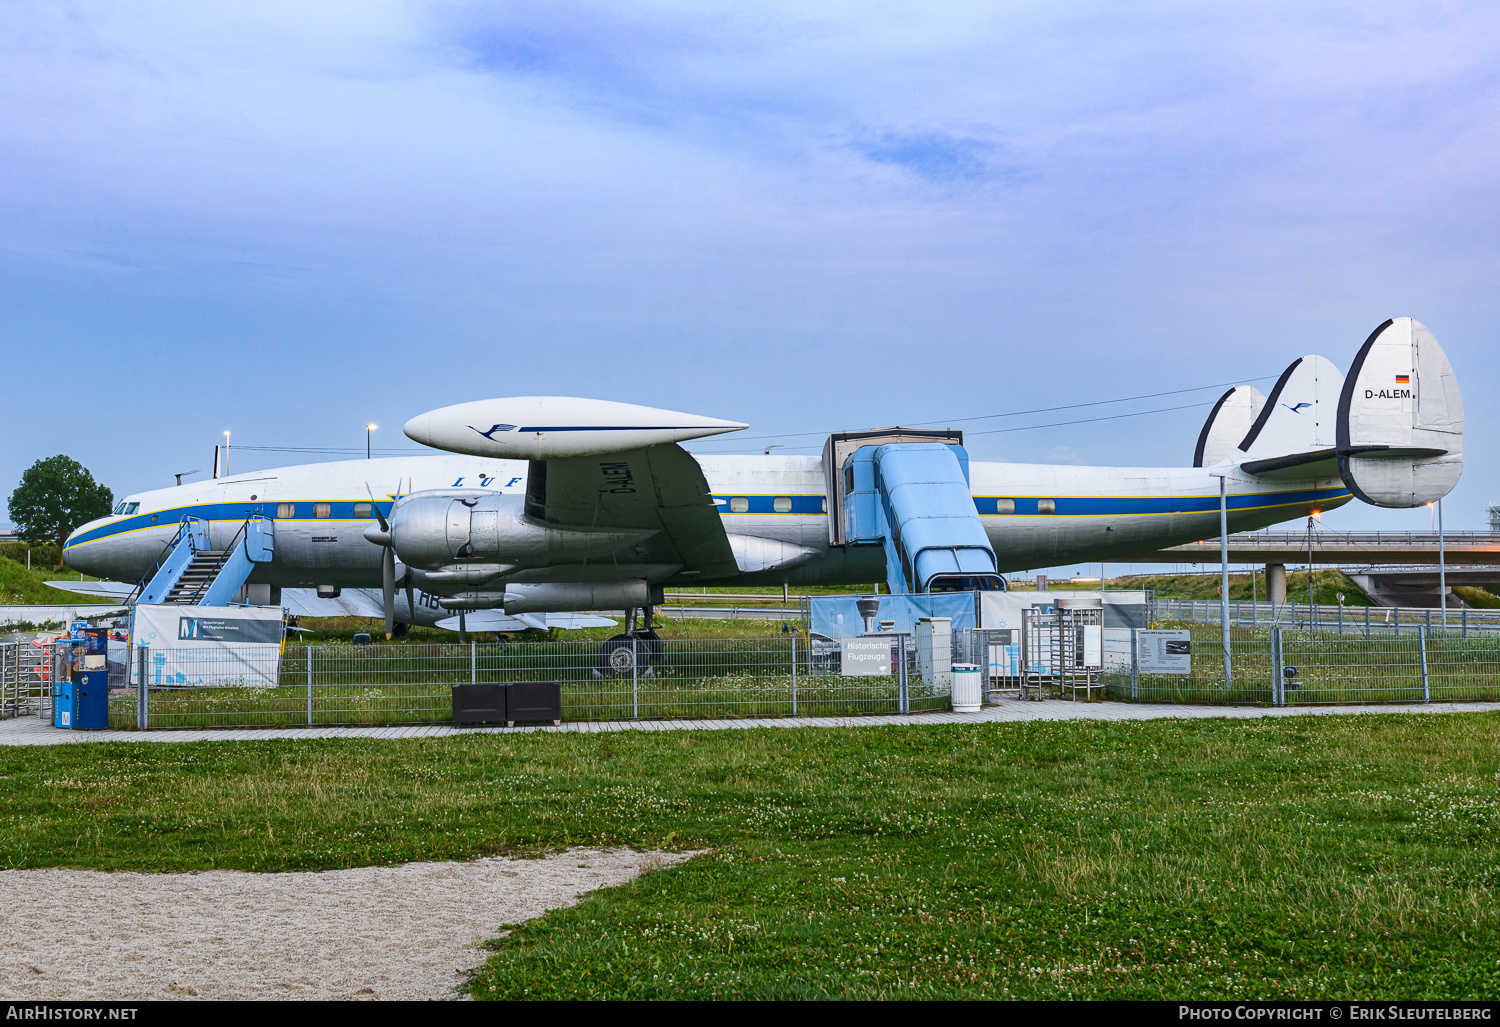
62, 516, 116, 575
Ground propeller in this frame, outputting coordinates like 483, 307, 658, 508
366, 483, 399, 640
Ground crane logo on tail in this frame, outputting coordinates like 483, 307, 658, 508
470, 424, 518, 440
1282, 402, 1313, 414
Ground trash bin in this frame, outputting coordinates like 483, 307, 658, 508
951, 663, 982, 713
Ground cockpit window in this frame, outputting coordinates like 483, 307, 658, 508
127, 503, 139, 514
113, 503, 125, 515
114, 502, 139, 516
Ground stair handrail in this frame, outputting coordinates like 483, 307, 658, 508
172, 518, 252, 606
124, 516, 207, 606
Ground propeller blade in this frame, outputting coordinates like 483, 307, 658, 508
364, 483, 390, 533
382, 546, 396, 640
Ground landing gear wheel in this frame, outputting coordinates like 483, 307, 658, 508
633, 628, 665, 665
596, 632, 664, 676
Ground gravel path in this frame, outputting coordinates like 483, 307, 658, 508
0, 847, 690, 1001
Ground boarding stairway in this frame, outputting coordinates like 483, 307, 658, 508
132, 515, 275, 606
824, 430, 1003, 594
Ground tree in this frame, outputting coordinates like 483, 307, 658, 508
8, 456, 113, 567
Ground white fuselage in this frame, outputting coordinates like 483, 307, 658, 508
64, 453, 1352, 589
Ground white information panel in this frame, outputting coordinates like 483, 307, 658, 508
1082, 625, 1103, 668
1137, 630, 1192, 676
841, 638, 892, 676
131, 604, 285, 687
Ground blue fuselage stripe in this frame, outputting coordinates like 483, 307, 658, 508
68, 486, 1352, 550
66, 501, 393, 549
710, 488, 1350, 517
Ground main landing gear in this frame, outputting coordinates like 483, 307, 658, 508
596, 605, 665, 676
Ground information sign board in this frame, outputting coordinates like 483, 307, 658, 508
1137, 630, 1192, 675
841, 638, 892, 676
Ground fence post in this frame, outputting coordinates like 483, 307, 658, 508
1130, 627, 1139, 699
1364, 606, 1370, 639
307, 644, 313, 726
471, 641, 477, 683
631, 638, 639, 719
1394, 608, 1400, 636
790, 633, 798, 717
1462, 608, 1468, 639
137, 646, 149, 730
1270, 627, 1282, 707
1419, 624, 1430, 703
897, 635, 909, 714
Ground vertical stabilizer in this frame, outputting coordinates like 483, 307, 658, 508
1336, 317, 1463, 507
1236, 355, 1343, 460
1193, 385, 1265, 467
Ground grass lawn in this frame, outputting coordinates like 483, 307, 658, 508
0, 551, 108, 608
3, 713, 1499, 999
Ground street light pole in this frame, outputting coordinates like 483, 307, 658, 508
1218, 473, 1231, 686
222, 430, 231, 476
366, 423, 377, 460
1438, 498, 1447, 629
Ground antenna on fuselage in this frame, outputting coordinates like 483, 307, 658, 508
174, 470, 201, 487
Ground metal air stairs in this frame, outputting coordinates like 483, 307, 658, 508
133, 515, 275, 606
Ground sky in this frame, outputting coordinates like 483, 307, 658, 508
3, 1, 1498, 571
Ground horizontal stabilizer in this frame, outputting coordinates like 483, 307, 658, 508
1336, 317, 1464, 507
1193, 386, 1264, 467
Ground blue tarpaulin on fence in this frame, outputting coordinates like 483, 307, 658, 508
809, 592, 977, 639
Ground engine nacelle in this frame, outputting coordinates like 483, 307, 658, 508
502, 580, 651, 614
388, 490, 655, 570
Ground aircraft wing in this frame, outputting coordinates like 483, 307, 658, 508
526, 444, 739, 578
45, 580, 134, 599
280, 588, 386, 618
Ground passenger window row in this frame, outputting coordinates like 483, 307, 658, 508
724, 497, 815, 514
271, 502, 375, 519
990, 498, 1055, 514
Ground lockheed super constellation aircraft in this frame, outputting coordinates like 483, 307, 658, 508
59, 318, 1463, 642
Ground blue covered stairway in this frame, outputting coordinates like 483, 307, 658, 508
839, 441, 1003, 595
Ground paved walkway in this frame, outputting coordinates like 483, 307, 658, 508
2, 699, 1494, 746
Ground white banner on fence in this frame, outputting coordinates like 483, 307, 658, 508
841, 637, 892, 676
131, 605, 285, 687
1137, 629, 1192, 675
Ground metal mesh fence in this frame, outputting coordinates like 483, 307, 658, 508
103, 636, 961, 730
26, 622, 1500, 732
1105, 621, 1500, 706
1151, 597, 1500, 636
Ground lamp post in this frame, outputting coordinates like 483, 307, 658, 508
1217, 473, 1231, 686
1437, 499, 1447, 629
366, 424, 377, 460
222, 430, 231, 476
